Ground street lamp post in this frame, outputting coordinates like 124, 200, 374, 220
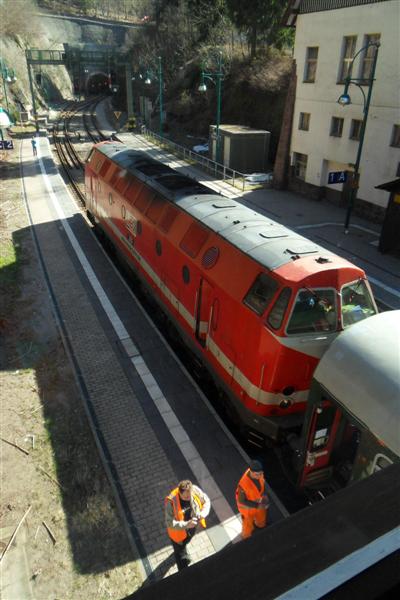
144, 56, 163, 138
338, 41, 380, 233
0, 59, 16, 115
198, 52, 224, 164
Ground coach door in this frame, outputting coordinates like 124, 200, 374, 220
195, 278, 213, 347
299, 401, 342, 488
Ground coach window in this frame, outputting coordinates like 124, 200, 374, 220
341, 279, 376, 328
243, 273, 278, 316
287, 289, 337, 334
372, 454, 393, 473
267, 287, 291, 330
182, 265, 190, 284
310, 403, 337, 451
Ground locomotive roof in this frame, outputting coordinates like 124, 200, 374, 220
97, 143, 340, 271
313, 311, 400, 456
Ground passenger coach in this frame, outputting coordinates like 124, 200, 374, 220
289, 310, 400, 492
85, 141, 378, 442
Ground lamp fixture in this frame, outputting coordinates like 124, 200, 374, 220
338, 93, 351, 106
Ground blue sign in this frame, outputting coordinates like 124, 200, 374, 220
0, 140, 14, 150
328, 170, 347, 184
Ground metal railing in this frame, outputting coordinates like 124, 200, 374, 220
141, 127, 250, 192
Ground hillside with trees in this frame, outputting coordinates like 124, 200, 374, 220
1, 0, 294, 159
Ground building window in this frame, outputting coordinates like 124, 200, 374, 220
390, 125, 400, 148
396, 162, 400, 177
338, 36, 357, 83
360, 34, 380, 83
293, 153, 308, 180
350, 119, 362, 141
330, 117, 344, 138
299, 112, 310, 131
304, 47, 318, 83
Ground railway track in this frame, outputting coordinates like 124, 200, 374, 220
52, 96, 108, 205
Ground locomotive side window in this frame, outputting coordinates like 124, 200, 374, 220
159, 206, 179, 233
180, 223, 209, 258
146, 196, 165, 224
243, 273, 278, 316
341, 279, 376, 328
267, 287, 291, 329
135, 188, 153, 213
287, 289, 336, 334
99, 160, 111, 178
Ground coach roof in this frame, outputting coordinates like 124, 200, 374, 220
313, 311, 400, 456
97, 142, 338, 271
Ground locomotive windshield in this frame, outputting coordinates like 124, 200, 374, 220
287, 289, 337, 334
341, 279, 376, 328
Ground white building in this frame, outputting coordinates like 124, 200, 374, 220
285, 0, 400, 219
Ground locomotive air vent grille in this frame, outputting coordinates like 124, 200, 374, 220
202, 246, 220, 269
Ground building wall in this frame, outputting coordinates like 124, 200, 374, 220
289, 0, 400, 212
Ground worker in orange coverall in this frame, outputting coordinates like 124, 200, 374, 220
236, 460, 269, 539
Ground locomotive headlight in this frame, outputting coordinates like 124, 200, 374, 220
279, 398, 292, 409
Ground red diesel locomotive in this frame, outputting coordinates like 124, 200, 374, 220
85, 141, 377, 441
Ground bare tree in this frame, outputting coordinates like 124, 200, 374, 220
0, 0, 39, 37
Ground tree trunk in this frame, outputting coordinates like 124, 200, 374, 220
250, 22, 257, 58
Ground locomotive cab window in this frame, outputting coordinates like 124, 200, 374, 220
287, 289, 336, 334
341, 279, 376, 328
267, 287, 291, 330
243, 273, 278, 316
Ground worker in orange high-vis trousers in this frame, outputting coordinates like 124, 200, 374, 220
236, 460, 269, 540
165, 480, 211, 570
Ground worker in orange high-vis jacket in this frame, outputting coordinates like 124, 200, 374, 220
236, 460, 269, 540
165, 479, 211, 570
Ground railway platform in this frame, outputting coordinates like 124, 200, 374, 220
117, 131, 400, 312
18, 134, 288, 583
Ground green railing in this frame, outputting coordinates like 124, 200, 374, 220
142, 127, 252, 192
